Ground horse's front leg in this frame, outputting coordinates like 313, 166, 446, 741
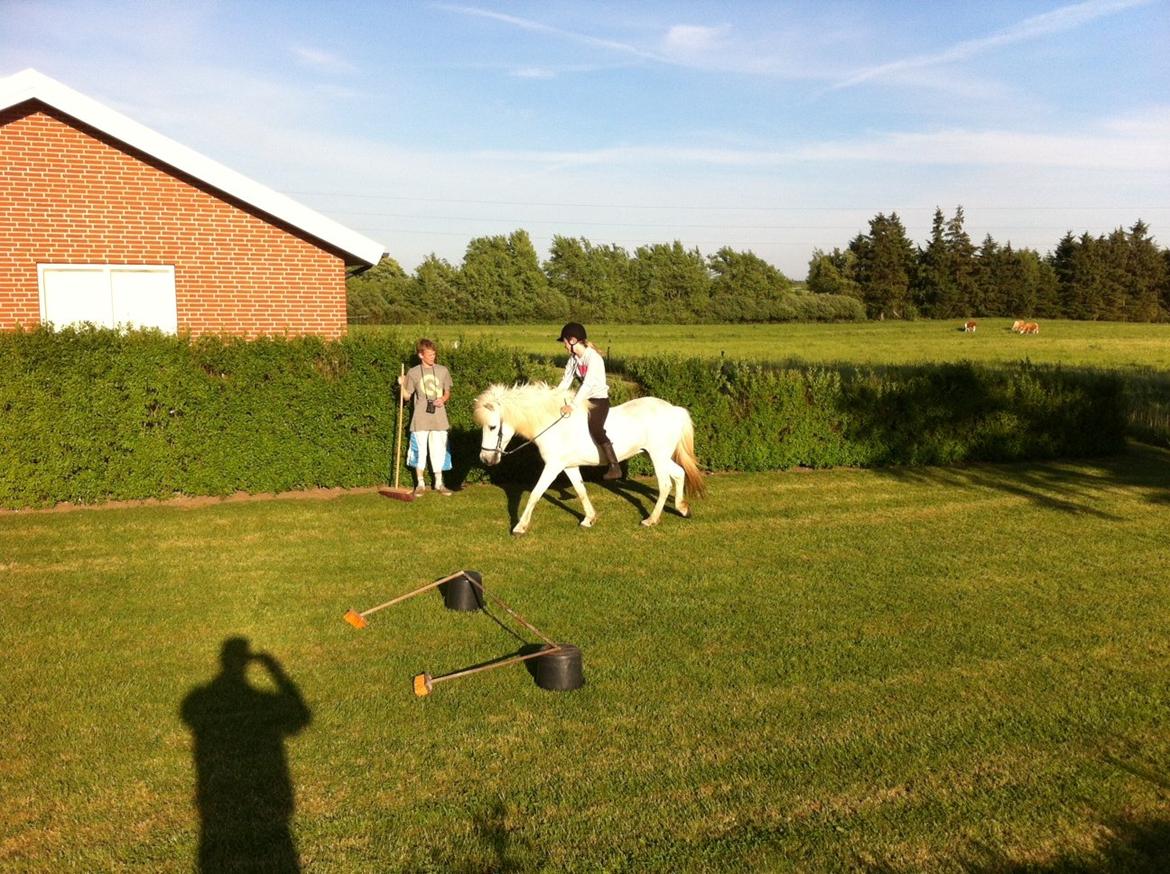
563, 467, 597, 528
513, 463, 564, 535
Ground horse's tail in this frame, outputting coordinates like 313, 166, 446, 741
673, 409, 706, 498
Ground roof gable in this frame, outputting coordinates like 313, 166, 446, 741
0, 68, 384, 266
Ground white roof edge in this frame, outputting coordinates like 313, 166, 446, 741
0, 68, 385, 266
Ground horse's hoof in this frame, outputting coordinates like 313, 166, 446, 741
512, 524, 528, 536
640, 517, 659, 527
678, 504, 690, 517
579, 516, 595, 528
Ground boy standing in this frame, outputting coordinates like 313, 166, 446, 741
398, 339, 453, 496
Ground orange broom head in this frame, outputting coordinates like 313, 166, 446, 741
379, 487, 415, 502
343, 609, 368, 629
413, 673, 432, 697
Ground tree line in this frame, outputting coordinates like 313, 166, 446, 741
807, 208, 1169, 321
348, 231, 863, 324
348, 211, 1169, 324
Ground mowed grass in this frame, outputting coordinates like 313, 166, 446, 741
2, 446, 1169, 871
362, 319, 1170, 372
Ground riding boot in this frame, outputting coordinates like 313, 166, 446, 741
600, 442, 622, 480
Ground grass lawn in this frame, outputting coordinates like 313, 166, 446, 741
358, 320, 1170, 372
2, 444, 1169, 870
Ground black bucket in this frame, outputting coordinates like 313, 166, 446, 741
440, 570, 484, 612
533, 643, 584, 692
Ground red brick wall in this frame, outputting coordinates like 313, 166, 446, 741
0, 102, 349, 339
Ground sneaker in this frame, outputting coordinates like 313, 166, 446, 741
413, 485, 426, 497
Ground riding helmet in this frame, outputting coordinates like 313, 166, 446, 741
557, 322, 587, 342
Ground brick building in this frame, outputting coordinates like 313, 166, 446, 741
0, 69, 383, 339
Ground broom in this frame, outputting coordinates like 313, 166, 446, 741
379, 362, 415, 501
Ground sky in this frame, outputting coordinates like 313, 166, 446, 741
3, 0, 1169, 278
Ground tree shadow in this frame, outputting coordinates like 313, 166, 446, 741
861, 816, 1170, 872
869, 441, 1170, 518
180, 637, 312, 873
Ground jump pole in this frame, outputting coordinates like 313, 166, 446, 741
343, 570, 469, 629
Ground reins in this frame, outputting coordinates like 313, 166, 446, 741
481, 410, 568, 458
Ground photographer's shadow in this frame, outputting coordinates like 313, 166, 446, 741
180, 637, 312, 873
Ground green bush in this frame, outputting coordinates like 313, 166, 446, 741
626, 356, 1127, 471
0, 327, 1128, 508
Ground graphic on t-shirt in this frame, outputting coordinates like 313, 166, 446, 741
420, 372, 442, 398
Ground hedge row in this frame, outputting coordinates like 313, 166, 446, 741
0, 327, 1127, 508
624, 356, 1128, 470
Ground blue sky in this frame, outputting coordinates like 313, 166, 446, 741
3, 0, 1168, 277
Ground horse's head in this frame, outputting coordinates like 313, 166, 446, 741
474, 388, 517, 467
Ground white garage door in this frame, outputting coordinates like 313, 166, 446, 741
38, 265, 178, 333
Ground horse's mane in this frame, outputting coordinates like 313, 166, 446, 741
474, 382, 587, 439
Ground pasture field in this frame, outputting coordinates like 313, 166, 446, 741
2, 444, 1169, 871
359, 320, 1170, 372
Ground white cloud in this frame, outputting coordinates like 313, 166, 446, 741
290, 45, 357, 75
510, 66, 556, 79
661, 23, 732, 55
833, 0, 1153, 89
469, 116, 1170, 173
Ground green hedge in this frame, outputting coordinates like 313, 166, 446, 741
0, 327, 1128, 508
624, 356, 1128, 470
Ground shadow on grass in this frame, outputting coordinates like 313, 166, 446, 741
862, 815, 1170, 872
419, 798, 550, 872
868, 442, 1170, 518
180, 637, 311, 873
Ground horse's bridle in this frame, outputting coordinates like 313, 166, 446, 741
480, 411, 568, 460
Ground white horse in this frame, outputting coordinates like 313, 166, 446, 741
474, 383, 704, 535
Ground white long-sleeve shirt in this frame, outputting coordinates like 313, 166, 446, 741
556, 345, 609, 404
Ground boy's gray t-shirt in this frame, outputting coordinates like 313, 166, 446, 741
403, 363, 452, 431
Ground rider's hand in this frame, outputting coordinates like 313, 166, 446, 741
560, 405, 572, 416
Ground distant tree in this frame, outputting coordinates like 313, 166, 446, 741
630, 241, 710, 322
807, 247, 862, 300
458, 230, 565, 322
850, 213, 916, 319
345, 255, 422, 324
944, 206, 978, 316
707, 247, 793, 321
1124, 220, 1167, 321
914, 208, 954, 317
544, 236, 631, 321
415, 254, 465, 321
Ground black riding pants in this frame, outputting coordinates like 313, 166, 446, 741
587, 398, 611, 445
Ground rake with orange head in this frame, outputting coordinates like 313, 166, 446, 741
343, 570, 470, 629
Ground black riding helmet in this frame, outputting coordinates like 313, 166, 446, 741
557, 322, 587, 342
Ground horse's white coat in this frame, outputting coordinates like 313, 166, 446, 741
475, 383, 703, 535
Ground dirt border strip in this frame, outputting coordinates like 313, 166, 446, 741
0, 485, 388, 515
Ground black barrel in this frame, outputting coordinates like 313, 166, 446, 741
440, 570, 484, 611
533, 643, 584, 692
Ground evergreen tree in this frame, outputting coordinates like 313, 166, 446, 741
972, 235, 1003, 316
850, 213, 916, 319
914, 208, 953, 317
944, 206, 978, 317
1124, 220, 1167, 321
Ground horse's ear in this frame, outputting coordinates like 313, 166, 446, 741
483, 402, 495, 411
